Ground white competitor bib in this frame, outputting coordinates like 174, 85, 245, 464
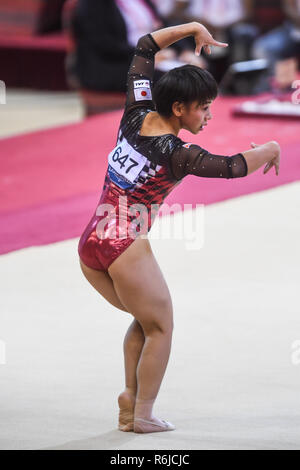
108, 136, 148, 189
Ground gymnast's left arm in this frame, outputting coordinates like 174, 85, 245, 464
123, 22, 228, 114
123, 34, 161, 113
169, 143, 248, 180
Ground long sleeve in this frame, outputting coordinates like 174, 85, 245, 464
170, 142, 248, 180
123, 33, 161, 114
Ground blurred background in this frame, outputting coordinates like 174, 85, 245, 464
0, 0, 299, 126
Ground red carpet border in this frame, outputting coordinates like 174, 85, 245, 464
1, 97, 299, 255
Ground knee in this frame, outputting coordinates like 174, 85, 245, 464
141, 300, 174, 336
143, 321, 174, 337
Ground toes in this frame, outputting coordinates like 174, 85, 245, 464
133, 418, 175, 433
119, 422, 134, 432
161, 420, 176, 430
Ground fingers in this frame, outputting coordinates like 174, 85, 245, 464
254, 142, 279, 175
263, 159, 280, 175
194, 25, 228, 56
204, 44, 211, 55
263, 161, 273, 174
263, 161, 280, 175
194, 41, 202, 56
197, 41, 228, 56
195, 44, 211, 56
194, 35, 228, 56
209, 39, 229, 48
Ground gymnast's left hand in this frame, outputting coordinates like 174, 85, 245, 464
192, 22, 228, 56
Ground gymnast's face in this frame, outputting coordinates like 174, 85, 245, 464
174, 100, 213, 135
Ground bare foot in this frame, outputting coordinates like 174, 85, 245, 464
118, 391, 136, 432
134, 416, 175, 433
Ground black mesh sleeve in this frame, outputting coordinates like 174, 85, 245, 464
124, 33, 161, 113
170, 143, 248, 180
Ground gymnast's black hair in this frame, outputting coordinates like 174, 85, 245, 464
153, 64, 218, 117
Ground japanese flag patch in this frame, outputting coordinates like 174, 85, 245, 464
182, 143, 193, 149
134, 87, 152, 101
133, 79, 152, 101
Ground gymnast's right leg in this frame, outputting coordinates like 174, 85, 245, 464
108, 236, 175, 433
79, 258, 128, 312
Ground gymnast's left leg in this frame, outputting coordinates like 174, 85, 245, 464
118, 319, 145, 431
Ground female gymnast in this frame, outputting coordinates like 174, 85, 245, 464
78, 22, 280, 434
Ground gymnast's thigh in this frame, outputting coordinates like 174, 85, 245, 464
107, 236, 174, 333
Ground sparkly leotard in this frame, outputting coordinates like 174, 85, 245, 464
78, 33, 248, 271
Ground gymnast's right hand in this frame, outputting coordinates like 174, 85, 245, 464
251, 141, 281, 176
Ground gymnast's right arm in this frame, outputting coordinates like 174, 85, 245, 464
240, 141, 281, 176
170, 141, 281, 180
